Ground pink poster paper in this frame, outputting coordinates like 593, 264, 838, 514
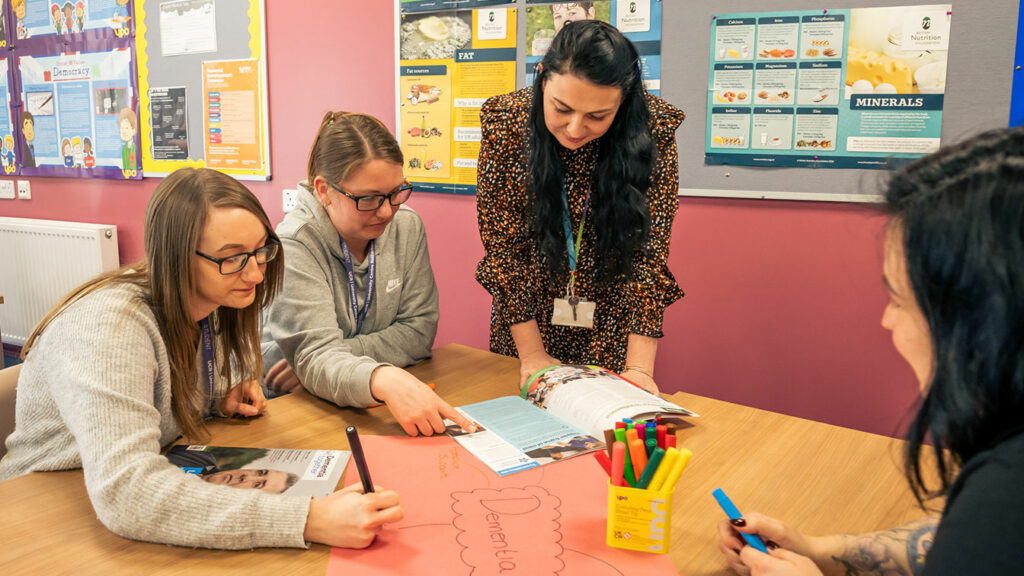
327, 435, 676, 575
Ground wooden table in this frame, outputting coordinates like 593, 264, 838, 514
0, 344, 929, 574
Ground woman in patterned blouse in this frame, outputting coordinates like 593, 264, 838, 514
475, 20, 685, 393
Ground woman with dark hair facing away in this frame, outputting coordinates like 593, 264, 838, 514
476, 20, 685, 393
0, 168, 403, 549
717, 127, 1024, 575
261, 112, 475, 437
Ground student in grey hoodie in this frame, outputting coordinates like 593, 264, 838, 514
262, 111, 475, 437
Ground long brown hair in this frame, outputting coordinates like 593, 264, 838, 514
306, 111, 403, 188
23, 168, 283, 440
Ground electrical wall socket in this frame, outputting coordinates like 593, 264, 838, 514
282, 188, 298, 213
17, 180, 31, 200
0, 180, 15, 199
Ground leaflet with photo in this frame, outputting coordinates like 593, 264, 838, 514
166, 445, 349, 499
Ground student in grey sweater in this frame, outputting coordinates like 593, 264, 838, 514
0, 168, 403, 550
262, 111, 474, 437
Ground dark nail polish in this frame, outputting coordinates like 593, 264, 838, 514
730, 518, 747, 527
767, 541, 779, 551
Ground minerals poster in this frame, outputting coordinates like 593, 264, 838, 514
705, 5, 951, 170
398, 6, 517, 194
524, 1, 663, 94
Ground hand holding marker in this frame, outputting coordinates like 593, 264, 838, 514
712, 488, 768, 553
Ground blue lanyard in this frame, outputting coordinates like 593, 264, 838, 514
340, 238, 376, 336
199, 316, 215, 414
560, 185, 591, 274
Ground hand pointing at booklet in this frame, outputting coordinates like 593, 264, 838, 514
369, 366, 476, 436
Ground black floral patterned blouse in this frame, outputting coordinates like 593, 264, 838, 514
475, 87, 685, 371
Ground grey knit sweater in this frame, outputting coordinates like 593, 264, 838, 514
0, 283, 310, 549
261, 184, 439, 407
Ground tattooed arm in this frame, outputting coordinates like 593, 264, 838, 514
719, 514, 938, 576
815, 517, 939, 576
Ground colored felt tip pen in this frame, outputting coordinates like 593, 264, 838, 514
625, 428, 639, 445
345, 425, 374, 493
615, 421, 626, 430
628, 438, 648, 479
593, 449, 613, 477
645, 421, 656, 441
613, 428, 637, 487
666, 433, 677, 449
611, 441, 626, 487
636, 447, 666, 489
713, 488, 768, 553
603, 429, 617, 459
645, 437, 658, 458
647, 446, 680, 492
662, 447, 692, 493
656, 424, 667, 449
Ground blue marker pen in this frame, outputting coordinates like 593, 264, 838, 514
712, 488, 769, 553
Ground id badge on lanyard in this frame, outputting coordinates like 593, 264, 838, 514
551, 185, 596, 329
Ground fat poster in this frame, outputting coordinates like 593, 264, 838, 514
705, 5, 951, 170
398, 6, 517, 195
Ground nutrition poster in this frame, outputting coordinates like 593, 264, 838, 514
1, 59, 18, 175
525, 1, 663, 94
705, 4, 951, 170
202, 59, 264, 174
16, 46, 141, 179
398, 6, 517, 195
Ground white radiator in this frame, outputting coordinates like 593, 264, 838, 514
0, 217, 120, 346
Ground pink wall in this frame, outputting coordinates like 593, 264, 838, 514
0, 2, 920, 437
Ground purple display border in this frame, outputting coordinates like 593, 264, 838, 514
7, 2, 141, 180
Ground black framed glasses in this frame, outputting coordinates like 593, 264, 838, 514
327, 180, 414, 211
195, 240, 279, 275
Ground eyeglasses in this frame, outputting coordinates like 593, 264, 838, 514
327, 180, 414, 212
195, 240, 279, 275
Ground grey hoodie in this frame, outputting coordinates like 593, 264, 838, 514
262, 182, 439, 407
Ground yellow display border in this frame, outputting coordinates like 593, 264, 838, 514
134, 0, 269, 179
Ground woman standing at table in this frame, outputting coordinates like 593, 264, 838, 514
261, 112, 475, 437
0, 168, 403, 549
475, 20, 685, 394
717, 127, 1024, 575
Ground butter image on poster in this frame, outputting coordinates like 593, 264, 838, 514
845, 5, 949, 97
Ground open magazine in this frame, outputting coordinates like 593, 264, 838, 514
447, 365, 698, 476
166, 445, 349, 498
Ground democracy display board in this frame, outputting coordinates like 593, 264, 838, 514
705, 5, 950, 170
672, 0, 1016, 201
3, 0, 141, 180
396, 0, 664, 195
134, 0, 270, 179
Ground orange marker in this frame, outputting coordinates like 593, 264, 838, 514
628, 437, 647, 479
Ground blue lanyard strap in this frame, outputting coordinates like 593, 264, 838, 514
560, 185, 591, 279
199, 317, 215, 414
340, 237, 376, 336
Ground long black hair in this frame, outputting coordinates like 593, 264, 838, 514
886, 127, 1024, 504
528, 19, 655, 286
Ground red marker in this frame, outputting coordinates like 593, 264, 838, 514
666, 434, 677, 449
593, 449, 613, 477
611, 441, 626, 487
656, 424, 667, 449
